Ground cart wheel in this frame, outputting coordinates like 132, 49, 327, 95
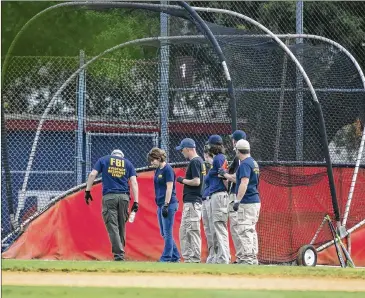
297, 245, 317, 267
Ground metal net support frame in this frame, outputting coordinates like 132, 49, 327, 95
2, 3, 364, 253
4, 32, 362, 243
2, 0, 328, 229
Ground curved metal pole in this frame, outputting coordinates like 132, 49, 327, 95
5, 33, 364, 253
15, 33, 363, 229
4, 1, 342, 225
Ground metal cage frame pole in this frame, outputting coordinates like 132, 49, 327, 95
76, 50, 86, 185
159, 1, 170, 155
5, 1, 363, 230
3, 35, 364, 252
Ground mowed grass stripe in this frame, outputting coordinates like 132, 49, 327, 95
2, 259, 365, 279
2, 286, 365, 298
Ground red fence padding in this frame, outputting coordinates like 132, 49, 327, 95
2, 167, 365, 265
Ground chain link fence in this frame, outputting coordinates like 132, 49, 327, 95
2, 2, 364, 262
192, 1, 365, 72
2, 56, 80, 238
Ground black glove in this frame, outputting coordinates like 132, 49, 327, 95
131, 202, 139, 212
233, 202, 240, 212
218, 168, 227, 177
176, 177, 184, 184
85, 191, 93, 205
162, 204, 169, 218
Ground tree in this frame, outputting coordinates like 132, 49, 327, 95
1, 2, 159, 57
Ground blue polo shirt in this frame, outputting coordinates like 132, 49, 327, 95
93, 155, 137, 196
208, 153, 228, 195
154, 164, 178, 207
235, 157, 260, 204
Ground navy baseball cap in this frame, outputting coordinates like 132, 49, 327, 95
230, 130, 247, 141
176, 138, 196, 150
208, 135, 223, 145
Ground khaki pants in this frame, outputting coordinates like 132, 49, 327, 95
209, 191, 230, 264
102, 193, 130, 260
179, 202, 202, 263
228, 194, 240, 258
236, 203, 261, 265
202, 198, 215, 263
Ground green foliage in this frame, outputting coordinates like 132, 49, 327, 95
1, 2, 159, 57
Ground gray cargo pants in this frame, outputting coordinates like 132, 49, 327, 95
202, 198, 215, 263
236, 203, 261, 265
179, 202, 202, 263
209, 191, 230, 264
102, 193, 130, 261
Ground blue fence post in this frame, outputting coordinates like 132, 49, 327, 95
159, 1, 170, 156
76, 50, 86, 185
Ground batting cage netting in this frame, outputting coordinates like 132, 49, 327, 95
1, 3, 364, 264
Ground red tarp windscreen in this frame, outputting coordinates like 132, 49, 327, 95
3, 167, 365, 266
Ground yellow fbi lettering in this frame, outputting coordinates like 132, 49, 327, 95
108, 158, 125, 177
110, 158, 124, 167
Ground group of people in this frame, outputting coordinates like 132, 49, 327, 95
85, 130, 261, 264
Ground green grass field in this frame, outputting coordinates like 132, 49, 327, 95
3, 286, 365, 298
3, 260, 365, 298
2, 259, 365, 279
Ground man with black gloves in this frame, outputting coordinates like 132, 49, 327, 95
176, 138, 205, 263
218, 130, 247, 262
85, 149, 139, 261
234, 139, 261, 265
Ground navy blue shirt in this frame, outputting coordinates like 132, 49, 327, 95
93, 155, 137, 196
208, 153, 228, 195
202, 164, 212, 200
154, 164, 178, 207
235, 157, 260, 204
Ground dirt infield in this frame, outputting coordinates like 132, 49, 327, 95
3, 272, 365, 291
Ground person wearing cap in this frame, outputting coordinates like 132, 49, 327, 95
147, 147, 180, 263
234, 139, 261, 265
202, 144, 215, 263
85, 149, 139, 261
206, 134, 230, 264
218, 130, 247, 263
175, 138, 205, 263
